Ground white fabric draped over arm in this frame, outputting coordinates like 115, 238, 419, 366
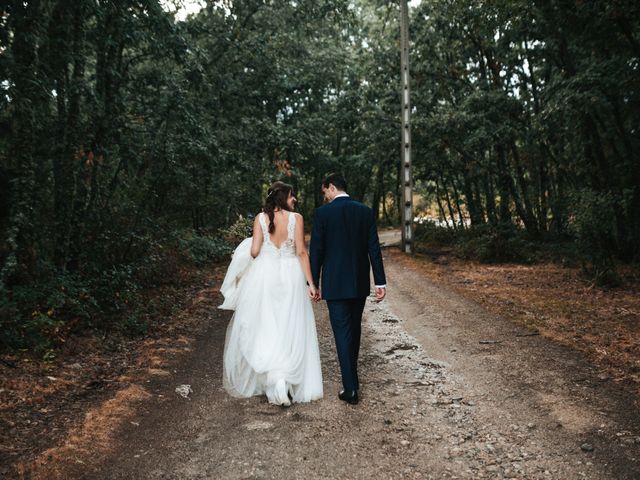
218, 237, 254, 310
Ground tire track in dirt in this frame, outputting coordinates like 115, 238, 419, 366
381, 256, 640, 479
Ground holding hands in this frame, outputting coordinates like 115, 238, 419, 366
308, 284, 321, 302
308, 284, 384, 303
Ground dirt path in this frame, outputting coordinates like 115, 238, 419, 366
33, 249, 640, 479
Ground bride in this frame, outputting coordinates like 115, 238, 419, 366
219, 181, 323, 406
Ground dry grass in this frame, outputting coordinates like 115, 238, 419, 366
16, 384, 153, 480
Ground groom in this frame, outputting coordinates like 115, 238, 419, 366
310, 173, 386, 405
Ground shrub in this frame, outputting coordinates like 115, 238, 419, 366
414, 221, 457, 247
571, 189, 621, 287
0, 232, 177, 352
413, 221, 534, 263
0, 267, 100, 352
220, 214, 255, 245
177, 229, 234, 265
456, 223, 532, 263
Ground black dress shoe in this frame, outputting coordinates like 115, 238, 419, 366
338, 389, 359, 405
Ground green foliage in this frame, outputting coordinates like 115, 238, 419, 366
220, 215, 255, 246
1, 0, 638, 349
119, 314, 151, 337
0, 229, 180, 350
455, 225, 533, 264
1, 0, 386, 351
0, 266, 98, 351
177, 230, 234, 266
414, 223, 534, 264
414, 221, 457, 247
408, 0, 639, 276
571, 189, 622, 287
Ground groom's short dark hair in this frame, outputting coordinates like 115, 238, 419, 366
322, 173, 347, 192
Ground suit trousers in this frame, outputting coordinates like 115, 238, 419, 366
326, 297, 367, 392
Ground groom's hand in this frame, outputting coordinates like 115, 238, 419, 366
375, 287, 386, 303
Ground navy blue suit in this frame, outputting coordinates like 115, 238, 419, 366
309, 196, 386, 392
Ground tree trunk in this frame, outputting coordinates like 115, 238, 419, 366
51, 1, 87, 269
472, 176, 486, 224
1, 0, 46, 286
450, 175, 466, 229
510, 142, 538, 235
495, 145, 512, 224
439, 173, 458, 231
462, 167, 481, 226
434, 182, 449, 229
483, 172, 498, 226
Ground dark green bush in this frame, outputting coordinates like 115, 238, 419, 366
414, 221, 457, 246
413, 222, 534, 264
455, 224, 533, 263
0, 266, 99, 352
571, 189, 621, 287
177, 230, 234, 265
0, 228, 181, 352
119, 314, 150, 336
220, 215, 255, 246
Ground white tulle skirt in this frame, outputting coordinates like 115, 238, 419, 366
220, 239, 323, 404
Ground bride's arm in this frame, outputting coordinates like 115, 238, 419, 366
250, 215, 263, 258
294, 214, 316, 288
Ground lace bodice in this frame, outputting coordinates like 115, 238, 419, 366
259, 212, 296, 258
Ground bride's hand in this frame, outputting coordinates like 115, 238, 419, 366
308, 284, 318, 301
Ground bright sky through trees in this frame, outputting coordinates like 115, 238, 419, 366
163, 0, 423, 21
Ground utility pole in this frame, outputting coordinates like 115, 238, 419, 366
400, 0, 413, 253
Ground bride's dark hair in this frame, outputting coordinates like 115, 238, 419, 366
263, 181, 294, 234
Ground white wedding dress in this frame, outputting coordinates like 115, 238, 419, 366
220, 212, 323, 405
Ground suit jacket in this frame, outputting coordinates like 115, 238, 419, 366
309, 196, 386, 300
